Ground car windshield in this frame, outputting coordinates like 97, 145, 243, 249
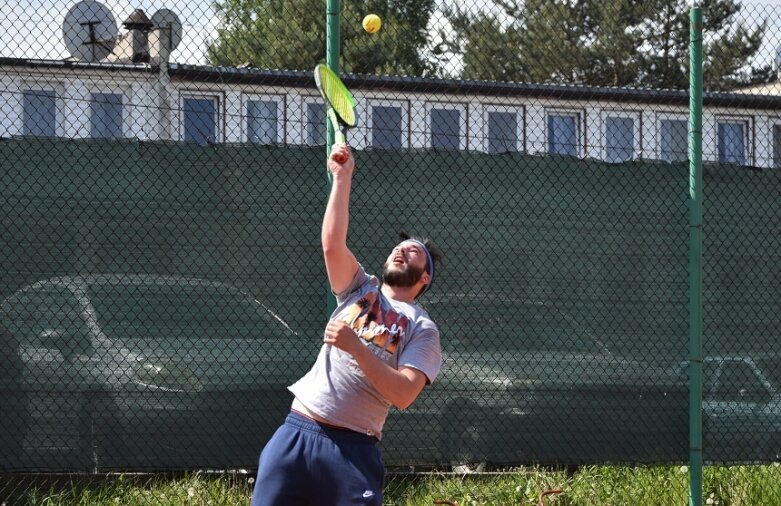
425, 297, 610, 355
88, 281, 290, 345
757, 357, 781, 389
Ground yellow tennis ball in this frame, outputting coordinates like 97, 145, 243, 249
362, 14, 381, 34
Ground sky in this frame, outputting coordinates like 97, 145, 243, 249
4, 0, 781, 67
0, 0, 219, 64
742, 0, 781, 6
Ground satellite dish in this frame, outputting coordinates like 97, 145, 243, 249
151, 9, 182, 52
62, 0, 118, 62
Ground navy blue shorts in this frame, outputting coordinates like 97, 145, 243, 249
250, 411, 384, 506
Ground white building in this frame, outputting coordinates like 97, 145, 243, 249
2, 53, 781, 168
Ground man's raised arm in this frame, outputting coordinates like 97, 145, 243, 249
321, 143, 360, 294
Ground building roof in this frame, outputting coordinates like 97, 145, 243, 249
164, 63, 781, 110
0, 57, 158, 74
3, 56, 781, 110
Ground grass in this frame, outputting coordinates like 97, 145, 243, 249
1, 465, 780, 505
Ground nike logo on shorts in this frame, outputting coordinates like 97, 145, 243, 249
362, 490, 375, 498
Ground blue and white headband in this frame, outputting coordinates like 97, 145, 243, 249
405, 239, 435, 294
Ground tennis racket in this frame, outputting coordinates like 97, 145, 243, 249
314, 64, 357, 163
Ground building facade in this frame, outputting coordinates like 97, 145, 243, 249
3, 57, 781, 168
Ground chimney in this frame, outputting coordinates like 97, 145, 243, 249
122, 9, 153, 62
775, 45, 781, 80
104, 8, 177, 65
148, 26, 172, 66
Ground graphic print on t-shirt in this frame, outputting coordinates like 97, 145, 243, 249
343, 291, 408, 355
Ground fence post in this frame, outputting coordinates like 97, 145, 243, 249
688, 4, 704, 506
325, 0, 340, 316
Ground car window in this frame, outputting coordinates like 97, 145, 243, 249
757, 357, 781, 390
1, 285, 90, 358
428, 298, 605, 354
714, 360, 770, 403
703, 361, 718, 395
88, 282, 292, 344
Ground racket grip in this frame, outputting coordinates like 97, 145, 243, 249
333, 130, 348, 163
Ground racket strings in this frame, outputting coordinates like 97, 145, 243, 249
329, 93, 355, 126
317, 67, 356, 126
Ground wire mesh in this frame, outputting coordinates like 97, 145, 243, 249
0, 1, 780, 503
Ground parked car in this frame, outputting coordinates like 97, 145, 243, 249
0, 274, 306, 471
1, 277, 692, 472
382, 293, 686, 470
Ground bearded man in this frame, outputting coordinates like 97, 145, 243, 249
251, 143, 444, 506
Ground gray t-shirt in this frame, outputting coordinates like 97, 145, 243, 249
288, 265, 441, 439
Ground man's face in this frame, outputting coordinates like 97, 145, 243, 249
382, 241, 428, 288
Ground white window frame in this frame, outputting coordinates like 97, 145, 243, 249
22, 82, 64, 137
545, 109, 583, 157
89, 88, 130, 139
301, 95, 327, 146
368, 99, 409, 149
242, 93, 285, 145
656, 113, 689, 163
426, 101, 467, 150
180, 93, 221, 144
483, 103, 524, 154
716, 116, 752, 166
601, 110, 641, 163
768, 117, 781, 169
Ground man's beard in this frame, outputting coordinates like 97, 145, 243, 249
382, 262, 425, 288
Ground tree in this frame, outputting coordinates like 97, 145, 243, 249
207, 0, 437, 76
437, 2, 529, 82
634, 0, 768, 90
438, 0, 768, 91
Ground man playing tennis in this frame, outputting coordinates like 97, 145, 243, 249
250, 143, 443, 506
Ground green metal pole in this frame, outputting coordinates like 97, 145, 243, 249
688, 6, 703, 506
325, 0, 340, 316
326, 0, 340, 149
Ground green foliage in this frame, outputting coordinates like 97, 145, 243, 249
208, 0, 769, 90
207, 0, 436, 75
440, 0, 769, 90
439, 3, 527, 82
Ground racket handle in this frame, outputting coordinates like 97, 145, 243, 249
333, 129, 348, 163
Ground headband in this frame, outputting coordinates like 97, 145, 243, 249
405, 239, 435, 294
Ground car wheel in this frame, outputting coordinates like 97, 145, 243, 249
440, 399, 487, 473
767, 434, 781, 462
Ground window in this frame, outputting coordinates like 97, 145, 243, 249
371, 104, 404, 149
6, 286, 91, 358
604, 116, 634, 163
548, 112, 580, 156
758, 357, 781, 390
660, 118, 688, 163
429, 105, 464, 150
246, 98, 279, 144
306, 101, 326, 145
717, 119, 748, 165
715, 360, 770, 404
486, 110, 519, 154
90, 92, 123, 139
88, 284, 290, 342
182, 96, 218, 146
23, 89, 56, 137
773, 124, 781, 169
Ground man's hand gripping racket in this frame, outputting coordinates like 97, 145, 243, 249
314, 64, 357, 164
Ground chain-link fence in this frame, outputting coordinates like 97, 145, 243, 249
1, 0, 780, 498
